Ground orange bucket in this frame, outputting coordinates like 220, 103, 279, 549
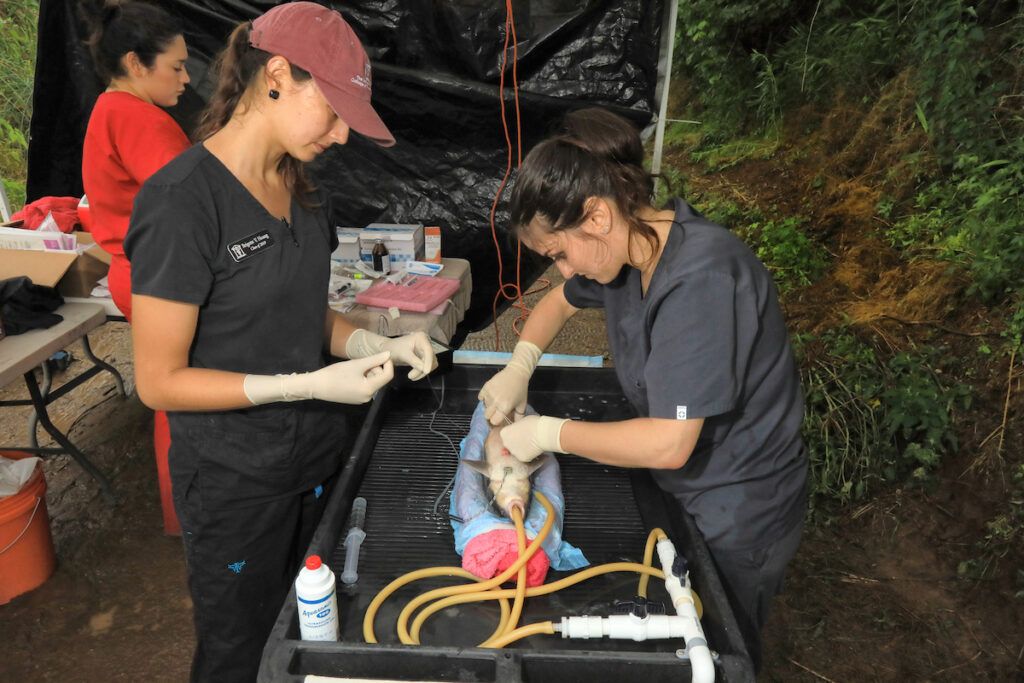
0, 451, 56, 604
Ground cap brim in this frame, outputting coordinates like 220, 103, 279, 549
314, 74, 396, 148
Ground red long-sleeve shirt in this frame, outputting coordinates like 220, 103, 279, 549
82, 91, 190, 319
82, 91, 190, 259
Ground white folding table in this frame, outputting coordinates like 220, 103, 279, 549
0, 302, 125, 501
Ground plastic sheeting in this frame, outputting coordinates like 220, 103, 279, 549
28, 1, 666, 332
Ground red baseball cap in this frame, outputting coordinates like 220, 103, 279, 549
250, 2, 395, 147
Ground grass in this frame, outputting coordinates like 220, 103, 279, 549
796, 331, 971, 510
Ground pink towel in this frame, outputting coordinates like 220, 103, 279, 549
355, 275, 461, 312
462, 528, 550, 587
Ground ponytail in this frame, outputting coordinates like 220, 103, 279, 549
196, 22, 317, 206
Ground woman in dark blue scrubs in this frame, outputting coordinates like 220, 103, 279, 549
125, 4, 436, 681
482, 108, 807, 670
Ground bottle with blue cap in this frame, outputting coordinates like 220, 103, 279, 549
295, 554, 339, 641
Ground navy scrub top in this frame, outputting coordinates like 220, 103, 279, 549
124, 144, 348, 509
563, 198, 807, 551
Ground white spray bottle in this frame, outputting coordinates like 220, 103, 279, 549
295, 554, 339, 641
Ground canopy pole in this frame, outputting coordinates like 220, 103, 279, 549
651, 0, 679, 200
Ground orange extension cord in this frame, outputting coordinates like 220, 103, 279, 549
489, 0, 551, 351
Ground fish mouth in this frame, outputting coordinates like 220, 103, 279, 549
502, 499, 526, 518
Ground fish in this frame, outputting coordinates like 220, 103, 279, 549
462, 416, 552, 518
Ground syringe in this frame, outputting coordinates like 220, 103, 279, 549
340, 497, 367, 585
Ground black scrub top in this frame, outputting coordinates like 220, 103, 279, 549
563, 198, 807, 551
124, 144, 347, 509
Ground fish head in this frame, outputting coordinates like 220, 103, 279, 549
460, 425, 551, 518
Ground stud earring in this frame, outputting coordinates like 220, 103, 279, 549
268, 89, 280, 100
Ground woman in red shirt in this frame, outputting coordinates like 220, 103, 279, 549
82, 1, 191, 319
80, 0, 191, 535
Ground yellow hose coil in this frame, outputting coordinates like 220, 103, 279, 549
364, 491, 702, 648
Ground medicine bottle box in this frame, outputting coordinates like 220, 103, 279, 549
358, 223, 424, 264
331, 227, 362, 265
424, 226, 441, 263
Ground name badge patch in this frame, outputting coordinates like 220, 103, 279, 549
228, 230, 276, 263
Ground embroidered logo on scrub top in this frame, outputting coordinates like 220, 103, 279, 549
227, 230, 276, 263
676, 406, 688, 420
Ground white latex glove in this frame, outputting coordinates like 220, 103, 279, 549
478, 341, 542, 425
243, 352, 394, 405
346, 328, 437, 380
499, 415, 569, 463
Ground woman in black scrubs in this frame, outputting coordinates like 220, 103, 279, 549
125, 4, 436, 680
481, 108, 807, 670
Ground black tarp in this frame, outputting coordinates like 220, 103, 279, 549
28, 1, 666, 334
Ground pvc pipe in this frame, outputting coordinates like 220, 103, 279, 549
656, 539, 715, 683
559, 614, 688, 641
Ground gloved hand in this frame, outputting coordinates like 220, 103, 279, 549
499, 414, 569, 463
478, 341, 543, 425
346, 328, 437, 380
243, 351, 394, 405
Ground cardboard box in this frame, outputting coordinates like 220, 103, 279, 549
424, 226, 441, 263
331, 227, 362, 265
58, 232, 111, 297
0, 230, 111, 297
359, 223, 424, 264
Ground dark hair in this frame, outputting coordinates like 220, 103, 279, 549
560, 107, 647, 170
80, 0, 183, 83
510, 108, 659, 265
195, 22, 316, 205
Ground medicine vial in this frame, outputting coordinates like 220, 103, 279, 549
295, 555, 339, 641
371, 239, 391, 275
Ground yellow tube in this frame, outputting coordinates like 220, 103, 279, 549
637, 528, 668, 598
409, 562, 666, 643
366, 491, 703, 649
486, 621, 556, 649
482, 505, 529, 647
390, 492, 556, 644
410, 506, 531, 647
363, 566, 489, 644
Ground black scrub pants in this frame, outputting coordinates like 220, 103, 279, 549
175, 479, 331, 683
708, 519, 803, 673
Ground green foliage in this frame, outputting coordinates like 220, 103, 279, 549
651, 165, 686, 211
885, 205, 949, 254
674, 0, 1024, 307
750, 50, 780, 130
694, 194, 761, 231
738, 216, 827, 293
684, 191, 824, 294
797, 331, 971, 504
675, 0, 802, 136
0, 0, 38, 211
660, 120, 702, 150
688, 136, 779, 171
883, 143, 1024, 302
1002, 299, 1024, 354
958, 463, 1024, 587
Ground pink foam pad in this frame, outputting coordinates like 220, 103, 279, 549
354, 275, 461, 313
462, 528, 551, 587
